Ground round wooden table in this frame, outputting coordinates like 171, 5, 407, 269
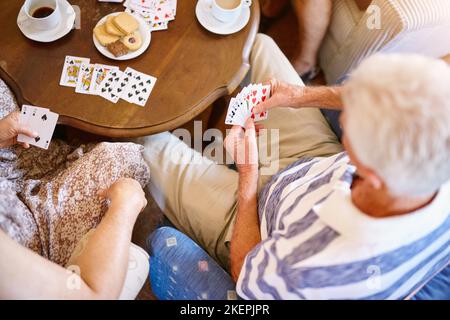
0, 0, 260, 137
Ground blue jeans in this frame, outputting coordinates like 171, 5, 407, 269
147, 227, 237, 300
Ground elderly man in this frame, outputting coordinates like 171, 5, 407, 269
139, 34, 450, 299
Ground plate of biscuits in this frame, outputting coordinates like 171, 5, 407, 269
93, 12, 151, 60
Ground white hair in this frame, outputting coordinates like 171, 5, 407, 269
343, 54, 450, 196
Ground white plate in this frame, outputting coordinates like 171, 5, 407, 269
17, 0, 75, 43
195, 0, 250, 35
93, 12, 151, 61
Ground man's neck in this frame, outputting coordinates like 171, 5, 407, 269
351, 177, 437, 218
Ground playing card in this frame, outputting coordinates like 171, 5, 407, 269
97, 69, 124, 103
17, 105, 58, 150
89, 64, 119, 95
75, 63, 96, 95
149, 21, 169, 31
149, 4, 175, 22
127, 1, 156, 16
250, 84, 271, 121
155, 0, 177, 15
120, 68, 157, 106
224, 83, 271, 127
113, 67, 135, 102
17, 105, 44, 141
125, 8, 153, 21
124, 0, 176, 24
59, 56, 90, 87
225, 98, 245, 126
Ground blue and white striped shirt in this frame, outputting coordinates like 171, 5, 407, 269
237, 153, 450, 300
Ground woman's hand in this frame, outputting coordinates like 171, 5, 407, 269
99, 178, 147, 220
0, 111, 38, 149
252, 78, 303, 114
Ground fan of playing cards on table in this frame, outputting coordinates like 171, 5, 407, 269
123, 0, 177, 32
59, 55, 157, 107
225, 83, 271, 126
18, 105, 59, 150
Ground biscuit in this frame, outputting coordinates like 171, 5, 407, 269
94, 23, 120, 46
121, 32, 143, 51
107, 40, 129, 57
106, 15, 126, 36
113, 12, 139, 35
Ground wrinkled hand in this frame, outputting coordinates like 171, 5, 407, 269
0, 111, 38, 149
224, 118, 261, 174
99, 178, 147, 218
252, 78, 302, 114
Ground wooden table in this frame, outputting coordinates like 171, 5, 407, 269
0, 0, 260, 137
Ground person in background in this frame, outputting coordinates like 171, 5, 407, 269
0, 79, 150, 299
261, 0, 334, 79
139, 34, 450, 299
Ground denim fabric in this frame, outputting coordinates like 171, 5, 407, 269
147, 227, 238, 300
411, 265, 450, 300
321, 109, 342, 141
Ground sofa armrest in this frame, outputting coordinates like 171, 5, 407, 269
321, 0, 450, 84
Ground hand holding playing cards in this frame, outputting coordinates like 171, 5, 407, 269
252, 79, 302, 114
98, 178, 147, 221
0, 112, 38, 149
224, 118, 260, 174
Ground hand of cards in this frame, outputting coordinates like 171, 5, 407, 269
225, 83, 271, 127
123, 0, 177, 32
59, 55, 157, 107
17, 105, 59, 150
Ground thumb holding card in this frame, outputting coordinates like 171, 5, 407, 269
0, 111, 38, 149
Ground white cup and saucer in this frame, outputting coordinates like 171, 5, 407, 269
195, 0, 252, 35
17, 0, 76, 42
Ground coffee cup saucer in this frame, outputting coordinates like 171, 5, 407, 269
195, 0, 251, 35
17, 0, 75, 43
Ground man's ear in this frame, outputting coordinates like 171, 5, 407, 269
362, 167, 383, 190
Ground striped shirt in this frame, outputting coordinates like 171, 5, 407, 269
236, 152, 450, 300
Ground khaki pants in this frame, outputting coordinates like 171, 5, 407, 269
136, 34, 342, 270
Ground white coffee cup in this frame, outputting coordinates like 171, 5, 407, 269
210, 0, 251, 23
22, 0, 61, 31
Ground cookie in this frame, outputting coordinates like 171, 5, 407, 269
94, 23, 120, 46
113, 12, 139, 35
107, 40, 129, 57
105, 15, 126, 36
121, 32, 143, 51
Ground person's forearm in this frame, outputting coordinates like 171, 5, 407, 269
230, 171, 261, 282
0, 204, 136, 300
68, 204, 137, 299
294, 85, 344, 110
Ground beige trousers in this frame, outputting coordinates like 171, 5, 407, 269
136, 34, 342, 270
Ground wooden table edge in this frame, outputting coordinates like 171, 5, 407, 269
1, 2, 260, 138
